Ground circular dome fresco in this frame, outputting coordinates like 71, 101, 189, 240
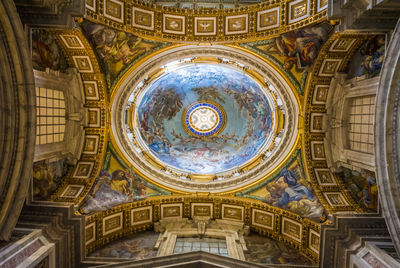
133, 63, 274, 175
111, 45, 299, 192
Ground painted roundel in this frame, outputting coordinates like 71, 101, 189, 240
133, 63, 275, 174
183, 102, 226, 137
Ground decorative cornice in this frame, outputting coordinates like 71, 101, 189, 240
84, 0, 327, 43
319, 214, 389, 268
84, 195, 321, 263
301, 31, 384, 213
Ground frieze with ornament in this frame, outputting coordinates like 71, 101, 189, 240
84, 0, 328, 43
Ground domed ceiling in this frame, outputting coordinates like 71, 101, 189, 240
111, 45, 300, 192
20, 0, 389, 263
131, 63, 275, 175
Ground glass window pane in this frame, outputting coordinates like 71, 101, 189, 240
47, 98, 53, 107
47, 134, 53, 143
39, 97, 46, 107
53, 90, 60, 99
219, 243, 227, 248
46, 88, 53, 98
173, 237, 227, 256
220, 248, 228, 254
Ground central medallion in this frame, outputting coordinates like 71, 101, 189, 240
183, 101, 226, 137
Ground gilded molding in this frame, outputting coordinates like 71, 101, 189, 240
301, 32, 377, 213
110, 45, 301, 193
43, 28, 109, 205
84, 0, 327, 44
84, 195, 321, 263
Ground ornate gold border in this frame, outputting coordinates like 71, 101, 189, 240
301, 32, 381, 213
109, 48, 302, 193
84, 194, 321, 263
84, 0, 327, 44
38, 28, 109, 204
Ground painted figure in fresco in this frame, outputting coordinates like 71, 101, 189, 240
136, 64, 274, 174
81, 169, 147, 213
254, 24, 330, 71
360, 35, 385, 76
347, 35, 386, 78
340, 168, 378, 210
33, 160, 71, 200
110, 170, 132, 195
270, 169, 313, 207
33, 162, 57, 198
275, 25, 329, 70
82, 22, 151, 80
264, 168, 323, 217
125, 170, 147, 196
149, 136, 171, 154
31, 29, 68, 72
244, 234, 312, 265
193, 87, 225, 103
139, 88, 182, 153
89, 231, 159, 259
91, 170, 112, 196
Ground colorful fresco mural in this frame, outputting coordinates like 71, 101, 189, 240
80, 20, 170, 90
134, 63, 274, 174
336, 167, 378, 211
80, 144, 170, 214
240, 22, 333, 94
33, 159, 72, 200
31, 29, 69, 72
89, 231, 159, 259
236, 150, 324, 219
346, 35, 386, 78
244, 233, 312, 265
